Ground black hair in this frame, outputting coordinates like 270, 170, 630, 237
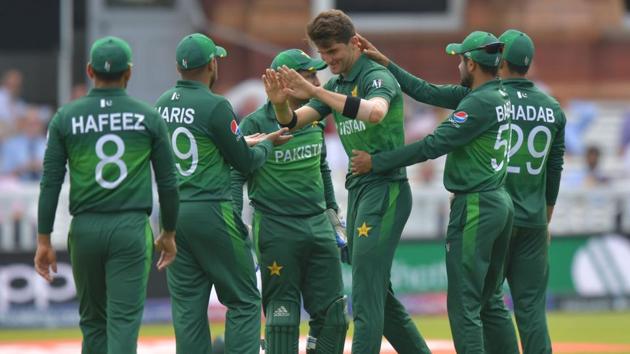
93, 70, 126, 82
506, 61, 530, 75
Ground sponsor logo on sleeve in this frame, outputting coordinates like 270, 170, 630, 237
449, 111, 468, 127
230, 119, 242, 140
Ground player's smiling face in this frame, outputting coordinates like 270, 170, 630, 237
316, 41, 357, 75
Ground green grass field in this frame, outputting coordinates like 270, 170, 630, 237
1, 311, 629, 345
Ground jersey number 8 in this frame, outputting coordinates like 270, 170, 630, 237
95, 134, 127, 189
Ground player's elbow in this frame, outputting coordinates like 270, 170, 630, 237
368, 106, 387, 123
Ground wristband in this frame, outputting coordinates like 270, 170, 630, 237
279, 110, 298, 129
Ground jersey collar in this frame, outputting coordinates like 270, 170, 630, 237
501, 78, 534, 88
87, 87, 127, 97
176, 80, 210, 90
472, 78, 501, 92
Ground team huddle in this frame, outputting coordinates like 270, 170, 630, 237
33, 8, 564, 354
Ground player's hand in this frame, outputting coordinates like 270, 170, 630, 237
356, 34, 390, 67
325, 209, 350, 264
262, 69, 288, 105
34, 234, 57, 283
155, 230, 177, 271
351, 149, 372, 175
278, 66, 317, 100
264, 127, 293, 146
244, 132, 267, 146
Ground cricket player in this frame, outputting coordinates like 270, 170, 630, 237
359, 29, 565, 354
154, 33, 290, 354
263, 9, 431, 354
34, 36, 180, 354
231, 49, 347, 354
351, 31, 520, 354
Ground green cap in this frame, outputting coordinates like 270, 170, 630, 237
445, 31, 503, 67
89, 36, 133, 74
270, 49, 327, 71
499, 29, 535, 67
176, 33, 227, 70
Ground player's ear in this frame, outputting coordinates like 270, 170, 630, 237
86, 64, 95, 79
123, 68, 132, 82
467, 58, 476, 73
350, 35, 360, 48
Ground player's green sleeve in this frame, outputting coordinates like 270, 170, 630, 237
362, 67, 397, 102
150, 112, 180, 232
231, 169, 247, 217
229, 118, 258, 217
320, 136, 338, 212
210, 100, 273, 174
38, 111, 67, 234
372, 100, 490, 173
546, 112, 566, 206
387, 61, 469, 109
306, 80, 335, 118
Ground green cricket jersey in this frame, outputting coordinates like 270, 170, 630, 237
385, 62, 565, 226
371, 78, 511, 193
231, 101, 338, 217
155, 80, 273, 202
501, 78, 565, 227
38, 87, 179, 233
307, 54, 406, 189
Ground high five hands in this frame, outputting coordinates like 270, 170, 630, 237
263, 67, 317, 101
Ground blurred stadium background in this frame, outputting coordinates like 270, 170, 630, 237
1, 0, 630, 352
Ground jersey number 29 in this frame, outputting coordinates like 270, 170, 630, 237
492, 123, 552, 175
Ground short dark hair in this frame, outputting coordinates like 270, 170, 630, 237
464, 57, 498, 77
306, 9, 355, 48
506, 61, 530, 75
178, 64, 207, 80
93, 70, 126, 82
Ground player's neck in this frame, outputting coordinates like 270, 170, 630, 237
341, 50, 361, 76
501, 73, 527, 80
93, 80, 126, 89
471, 73, 496, 90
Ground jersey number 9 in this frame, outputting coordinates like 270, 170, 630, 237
171, 127, 198, 176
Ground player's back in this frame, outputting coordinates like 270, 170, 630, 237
52, 88, 163, 216
155, 80, 236, 202
502, 78, 566, 227
442, 80, 512, 193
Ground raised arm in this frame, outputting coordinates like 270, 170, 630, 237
279, 66, 389, 124
263, 68, 322, 130
357, 33, 469, 109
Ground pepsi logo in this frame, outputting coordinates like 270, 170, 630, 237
452, 111, 468, 124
